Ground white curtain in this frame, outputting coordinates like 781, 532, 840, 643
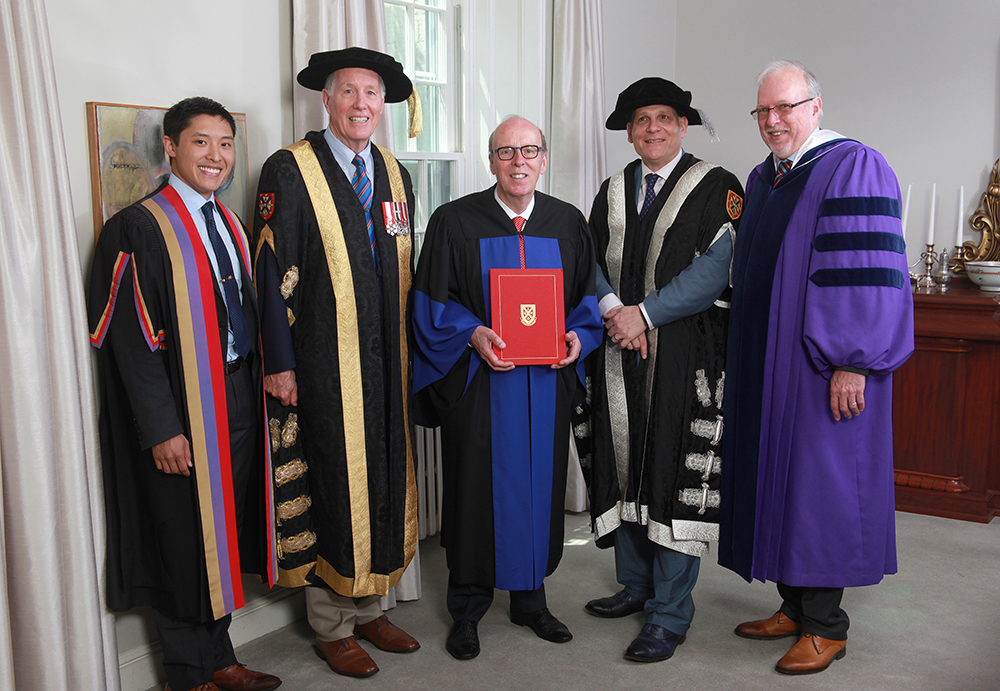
549, 0, 607, 215
292, 0, 396, 147
0, 0, 119, 688
292, 0, 418, 604
550, 0, 606, 512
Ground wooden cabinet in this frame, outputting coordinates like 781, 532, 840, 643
892, 276, 1000, 522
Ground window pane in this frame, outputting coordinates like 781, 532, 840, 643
415, 83, 446, 152
427, 160, 452, 216
385, 4, 408, 69
413, 0, 445, 8
398, 159, 423, 229
414, 9, 444, 81
413, 228, 428, 264
390, 102, 409, 151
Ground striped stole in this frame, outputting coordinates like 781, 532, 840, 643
142, 186, 276, 619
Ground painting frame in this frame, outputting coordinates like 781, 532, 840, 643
86, 101, 250, 237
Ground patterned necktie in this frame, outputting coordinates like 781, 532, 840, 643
774, 159, 792, 186
351, 155, 377, 262
513, 216, 526, 269
639, 173, 659, 220
202, 201, 252, 359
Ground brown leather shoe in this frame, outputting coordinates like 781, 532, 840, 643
213, 663, 282, 690
354, 614, 420, 653
734, 611, 803, 640
775, 633, 846, 675
314, 636, 379, 678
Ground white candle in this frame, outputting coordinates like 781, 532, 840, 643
928, 183, 936, 247
901, 183, 911, 240
956, 186, 965, 249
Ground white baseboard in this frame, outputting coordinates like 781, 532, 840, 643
117, 588, 305, 691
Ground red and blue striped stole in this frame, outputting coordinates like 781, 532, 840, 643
143, 186, 277, 619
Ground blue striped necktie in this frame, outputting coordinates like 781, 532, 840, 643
201, 201, 252, 359
351, 155, 377, 262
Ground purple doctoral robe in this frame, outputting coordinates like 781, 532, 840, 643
719, 137, 914, 588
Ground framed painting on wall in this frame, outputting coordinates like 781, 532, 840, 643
86, 101, 249, 236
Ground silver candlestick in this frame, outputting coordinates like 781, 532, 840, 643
913, 243, 938, 291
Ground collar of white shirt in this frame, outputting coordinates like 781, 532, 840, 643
167, 173, 242, 359
638, 148, 684, 207
773, 127, 845, 171
493, 189, 536, 223
168, 172, 219, 221
324, 127, 374, 181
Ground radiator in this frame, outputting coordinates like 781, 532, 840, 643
413, 425, 443, 539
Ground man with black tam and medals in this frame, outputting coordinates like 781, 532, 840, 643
252, 47, 419, 679
412, 116, 603, 660
581, 78, 743, 663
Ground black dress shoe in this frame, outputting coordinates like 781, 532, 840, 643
510, 608, 573, 643
585, 589, 645, 618
624, 623, 686, 662
446, 619, 480, 660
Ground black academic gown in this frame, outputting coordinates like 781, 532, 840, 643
89, 187, 267, 623
252, 131, 417, 595
586, 155, 743, 550
412, 188, 603, 590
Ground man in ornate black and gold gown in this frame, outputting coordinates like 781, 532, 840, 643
252, 48, 419, 679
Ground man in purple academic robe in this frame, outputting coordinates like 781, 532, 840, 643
719, 60, 914, 676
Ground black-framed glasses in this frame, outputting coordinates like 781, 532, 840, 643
491, 145, 546, 160
750, 98, 815, 121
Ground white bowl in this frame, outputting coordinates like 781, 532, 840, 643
965, 261, 1000, 291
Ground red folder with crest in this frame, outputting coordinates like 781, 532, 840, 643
489, 268, 565, 365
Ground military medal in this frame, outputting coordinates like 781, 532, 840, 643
381, 201, 410, 236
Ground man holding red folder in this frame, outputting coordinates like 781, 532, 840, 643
412, 116, 602, 660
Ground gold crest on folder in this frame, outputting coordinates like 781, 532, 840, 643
520, 304, 537, 326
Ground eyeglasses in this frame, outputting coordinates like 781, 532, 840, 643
750, 98, 815, 121
491, 145, 546, 160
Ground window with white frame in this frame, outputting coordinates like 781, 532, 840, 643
384, 0, 462, 250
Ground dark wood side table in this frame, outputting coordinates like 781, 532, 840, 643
892, 276, 1000, 522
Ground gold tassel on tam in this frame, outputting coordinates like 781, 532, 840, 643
407, 88, 423, 138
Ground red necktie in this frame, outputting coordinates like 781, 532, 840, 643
513, 216, 526, 269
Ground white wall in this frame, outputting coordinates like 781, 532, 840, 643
49, 0, 295, 272
45, 1, 297, 688
599, 0, 1000, 267
466, 0, 552, 193
601, 0, 678, 176
671, 0, 1000, 267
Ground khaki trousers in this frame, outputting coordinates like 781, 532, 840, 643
305, 585, 382, 642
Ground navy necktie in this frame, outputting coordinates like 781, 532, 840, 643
774, 159, 792, 186
202, 201, 252, 359
639, 173, 659, 220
